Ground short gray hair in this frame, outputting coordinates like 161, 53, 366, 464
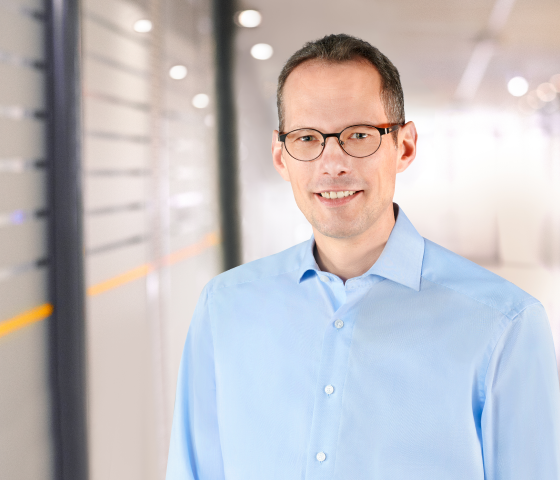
277, 34, 405, 141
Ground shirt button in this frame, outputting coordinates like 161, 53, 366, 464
316, 451, 326, 462
334, 319, 344, 329
319, 275, 329, 283
325, 385, 334, 395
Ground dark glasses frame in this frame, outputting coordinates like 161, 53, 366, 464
278, 124, 401, 161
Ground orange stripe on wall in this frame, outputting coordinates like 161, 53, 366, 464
0, 303, 53, 339
87, 231, 220, 297
87, 263, 153, 297
162, 231, 220, 267
0, 232, 220, 337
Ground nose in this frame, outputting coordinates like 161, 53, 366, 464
319, 136, 351, 177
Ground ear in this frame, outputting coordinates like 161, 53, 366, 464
272, 130, 291, 182
396, 121, 417, 174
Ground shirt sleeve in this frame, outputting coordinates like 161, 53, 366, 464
482, 302, 560, 479
166, 283, 225, 480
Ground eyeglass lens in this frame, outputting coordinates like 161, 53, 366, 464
284, 125, 382, 161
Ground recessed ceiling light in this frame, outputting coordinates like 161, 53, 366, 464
250, 43, 273, 60
237, 10, 262, 28
507, 76, 528, 97
133, 19, 152, 33
192, 94, 209, 109
169, 65, 188, 80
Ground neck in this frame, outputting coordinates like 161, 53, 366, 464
313, 203, 396, 282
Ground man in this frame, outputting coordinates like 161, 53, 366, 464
166, 34, 560, 479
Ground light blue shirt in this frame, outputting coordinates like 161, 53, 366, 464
166, 206, 560, 480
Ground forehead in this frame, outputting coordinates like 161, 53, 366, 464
282, 59, 385, 131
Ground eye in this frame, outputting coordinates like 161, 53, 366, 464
298, 135, 316, 142
350, 132, 369, 140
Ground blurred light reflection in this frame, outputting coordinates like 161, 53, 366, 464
508, 76, 529, 97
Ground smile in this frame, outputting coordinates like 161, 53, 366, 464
315, 190, 362, 206
319, 191, 357, 199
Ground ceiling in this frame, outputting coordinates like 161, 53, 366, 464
235, 0, 560, 112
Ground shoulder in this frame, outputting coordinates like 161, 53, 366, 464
421, 238, 539, 320
206, 241, 307, 295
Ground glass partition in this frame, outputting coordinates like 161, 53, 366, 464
82, 0, 220, 478
0, 0, 53, 478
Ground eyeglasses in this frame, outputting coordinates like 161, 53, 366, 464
278, 124, 401, 162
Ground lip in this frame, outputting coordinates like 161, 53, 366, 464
314, 190, 363, 207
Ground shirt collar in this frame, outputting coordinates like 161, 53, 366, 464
298, 204, 424, 291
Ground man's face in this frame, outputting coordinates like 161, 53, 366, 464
272, 60, 416, 240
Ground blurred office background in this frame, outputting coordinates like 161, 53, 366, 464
0, 0, 559, 479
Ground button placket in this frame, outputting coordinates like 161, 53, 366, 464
305, 307, 357, 479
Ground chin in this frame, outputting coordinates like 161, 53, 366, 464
313, 219, 369, 240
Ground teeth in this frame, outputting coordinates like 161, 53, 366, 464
320, 191, 356, 198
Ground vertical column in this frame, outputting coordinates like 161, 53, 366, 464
213, 0, 242, 270
45, 0, 88, 479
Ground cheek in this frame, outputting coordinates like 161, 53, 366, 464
292, 178, 312, 206
286, 163, 315, 200
364, 155, 397, 195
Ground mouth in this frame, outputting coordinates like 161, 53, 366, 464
314, 190, 362, 206
318, 190, 357, 199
